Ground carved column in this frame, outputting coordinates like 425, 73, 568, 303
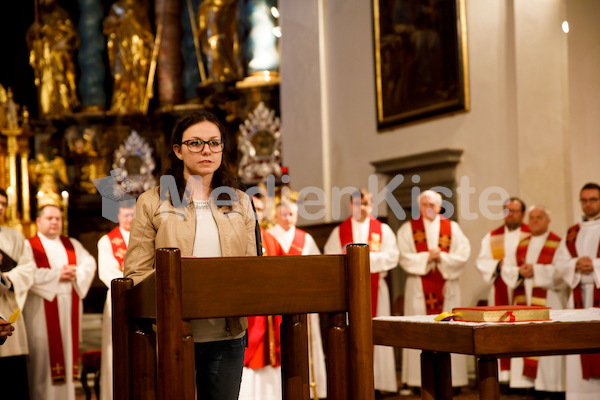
155, 0, 184, 108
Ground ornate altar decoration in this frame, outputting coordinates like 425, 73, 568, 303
29, 152, 70, 235
111, 130, 156, 197
26, 0, 80, 119
103, 0, 155, 115
236, 0, 281, 89
197, 0, 242, 85
0, 85, 35, 236
237, 101, 281, 183
65, 125, 104, 194
29, 153, 68, 206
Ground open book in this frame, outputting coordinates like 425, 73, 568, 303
452, 305, 551, 322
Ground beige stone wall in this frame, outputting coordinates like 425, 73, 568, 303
278, 0, 600, 305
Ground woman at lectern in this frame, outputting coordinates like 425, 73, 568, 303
124, 110, 261, 399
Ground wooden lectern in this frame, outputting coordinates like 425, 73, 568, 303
112, 244, 375, 400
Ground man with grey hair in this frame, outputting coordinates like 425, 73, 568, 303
501, 205, 568, 395
396, 189, 471, 391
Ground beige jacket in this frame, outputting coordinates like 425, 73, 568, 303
124, 186, 258, 336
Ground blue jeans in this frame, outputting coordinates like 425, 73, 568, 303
194, 336, 246, 400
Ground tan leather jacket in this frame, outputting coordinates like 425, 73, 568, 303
124, 186, 258, 336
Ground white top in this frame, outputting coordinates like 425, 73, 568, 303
396, 216, 471, 281
477, 226, 526, 284
555, 217, 600, 307
98, 227, 130, 290
190, 200, 243, 342
268, 225, 321, 255
324, 217, 399, 274
501, 231, 568, 306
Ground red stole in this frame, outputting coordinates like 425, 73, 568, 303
244, 227, 285, 369
244, 228, 285, 369
411, 217, 451, 315
339, 216, 383, 318
286, 228, 306, 256
565, 224, 600, 379
245, 315, 282, 369
513, 232, 561, 378
107, 227, 127, 272
260, 228, 285, 256
29, 234, 79, 383
490, 224, 531, 306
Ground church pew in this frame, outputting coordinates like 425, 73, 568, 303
112, 244, 375, 400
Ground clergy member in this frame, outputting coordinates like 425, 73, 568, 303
476, 196, 530, 381
396, 190, 471, 390
268, 199, 326, 400
324, 188, 399, 394
555, 182, 600, 400
501, 205, 568, 394
0, 187, 36, 400
239, 195, 286, 400
476, 197, 531, 306
98, 200, 135, 400
24, 204, 96, 400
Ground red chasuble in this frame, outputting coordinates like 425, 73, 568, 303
513, 231, 561, 378
489, 224, 531, 306
244, 228, 285, 369
29, 234, 79, 383
107, 227, 127, 272
286, 228, 306, 256
339, 216, 382, 318
565, 224, 600, 379
411, 217, 451, 315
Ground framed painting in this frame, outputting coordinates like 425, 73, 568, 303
373, 0, 469, 129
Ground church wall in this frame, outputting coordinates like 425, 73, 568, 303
566, 0, 600, 221
279, 0, 600, 306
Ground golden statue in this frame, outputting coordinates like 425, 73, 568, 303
26, 0, 80, 119
0, 84, 7, 129
29, 153, 68, 207
197, 0, 241, 84
65, 127, 104, 194
103, 0, 154, 115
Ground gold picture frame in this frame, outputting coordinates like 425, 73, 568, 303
373, 0, 470, 129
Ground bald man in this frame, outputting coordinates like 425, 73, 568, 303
501, 205, 567, 395
396, 190, 471, 390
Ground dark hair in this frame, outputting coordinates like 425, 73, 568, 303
0, 188, 6, 198
581, 182, 600, 197
350, 188, 371, 204
504, 196, 526, 213
162, 110, 243, 204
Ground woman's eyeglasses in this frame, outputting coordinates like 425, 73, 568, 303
181, 139, 224, 153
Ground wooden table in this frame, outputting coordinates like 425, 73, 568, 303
372, 310, 600, 400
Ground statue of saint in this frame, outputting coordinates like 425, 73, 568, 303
103, 0, 154, 115
197, 0, 242, 84
29, 153, 69, 207
26, 0, 80, 119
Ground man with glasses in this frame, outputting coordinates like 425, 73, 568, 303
555, 182, 600, 399
477, 197, 531, 306
476, 196, 530, 383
